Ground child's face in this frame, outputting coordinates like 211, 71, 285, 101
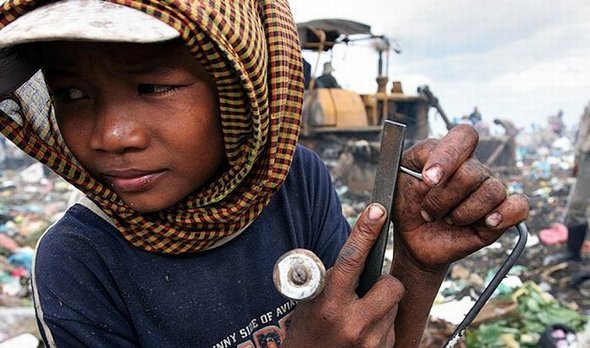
41, 40, 225, 213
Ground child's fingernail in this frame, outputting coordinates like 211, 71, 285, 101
425, 166, 443, 185
368, 205, 385, 221
421, 209, 433, 222
486, 212, 502, 227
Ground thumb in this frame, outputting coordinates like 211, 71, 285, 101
326, 204, 387, 297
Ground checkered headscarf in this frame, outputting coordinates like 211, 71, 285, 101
0, 0, 303, 254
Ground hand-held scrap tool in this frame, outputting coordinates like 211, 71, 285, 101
273, 120, 529, 348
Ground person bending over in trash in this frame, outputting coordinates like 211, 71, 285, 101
0, 0, 529, 347
545, 101, 590, 288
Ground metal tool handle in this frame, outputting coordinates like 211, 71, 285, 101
273, 249, 326, 301
443, 222, 529, 347
357, 121, 406, 297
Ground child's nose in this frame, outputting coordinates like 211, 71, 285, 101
89, 101, 149, 153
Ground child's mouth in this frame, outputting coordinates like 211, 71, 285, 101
104, 170, 166, 193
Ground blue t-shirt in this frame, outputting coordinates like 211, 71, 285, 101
33, 146, 350, 348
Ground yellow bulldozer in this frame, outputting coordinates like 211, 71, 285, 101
298, 19, 430, 143
297, 19, 517, 193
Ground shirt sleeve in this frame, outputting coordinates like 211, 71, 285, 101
33, 217, 139, 347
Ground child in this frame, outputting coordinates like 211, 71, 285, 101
0, 0, 529, 347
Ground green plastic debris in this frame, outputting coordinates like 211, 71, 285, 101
465, 281, 587, 347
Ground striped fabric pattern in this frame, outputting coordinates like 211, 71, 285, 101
0, 0, 304, 254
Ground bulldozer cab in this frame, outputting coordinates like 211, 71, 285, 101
297, 19, 430, 142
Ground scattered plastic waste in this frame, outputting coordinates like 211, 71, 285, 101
539, 223, 569, 246
0, 117, 588, 346
0, 150, 77, 343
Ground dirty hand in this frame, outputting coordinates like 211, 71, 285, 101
394, 124, 529, 271
283, 204, 404, 347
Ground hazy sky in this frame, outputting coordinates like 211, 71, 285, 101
290, 1, 590, 134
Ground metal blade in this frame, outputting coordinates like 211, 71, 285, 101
357, 120, 406, 296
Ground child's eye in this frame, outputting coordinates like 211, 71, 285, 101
137, 84, 178, 95
51, 88, 86, 103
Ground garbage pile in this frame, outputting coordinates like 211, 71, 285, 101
335, 130, 589, 347
0, 142, 79, 346
0, 126, 589, 346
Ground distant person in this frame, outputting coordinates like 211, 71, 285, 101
549, 109, 565, 137
469, 106, 482, 124
491, 118, 520, 167
314, 61, 340, 89
546, 102, 589, 288
467, 107, 489, 135
494, 119, 520, 137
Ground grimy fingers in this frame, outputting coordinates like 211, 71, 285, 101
327, 204, 387, 297
421, 124, 479, 187
422, 157, 493, 221
484, 193, 530, 231
463, 193, 530, 248
444, 176, 507, 226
